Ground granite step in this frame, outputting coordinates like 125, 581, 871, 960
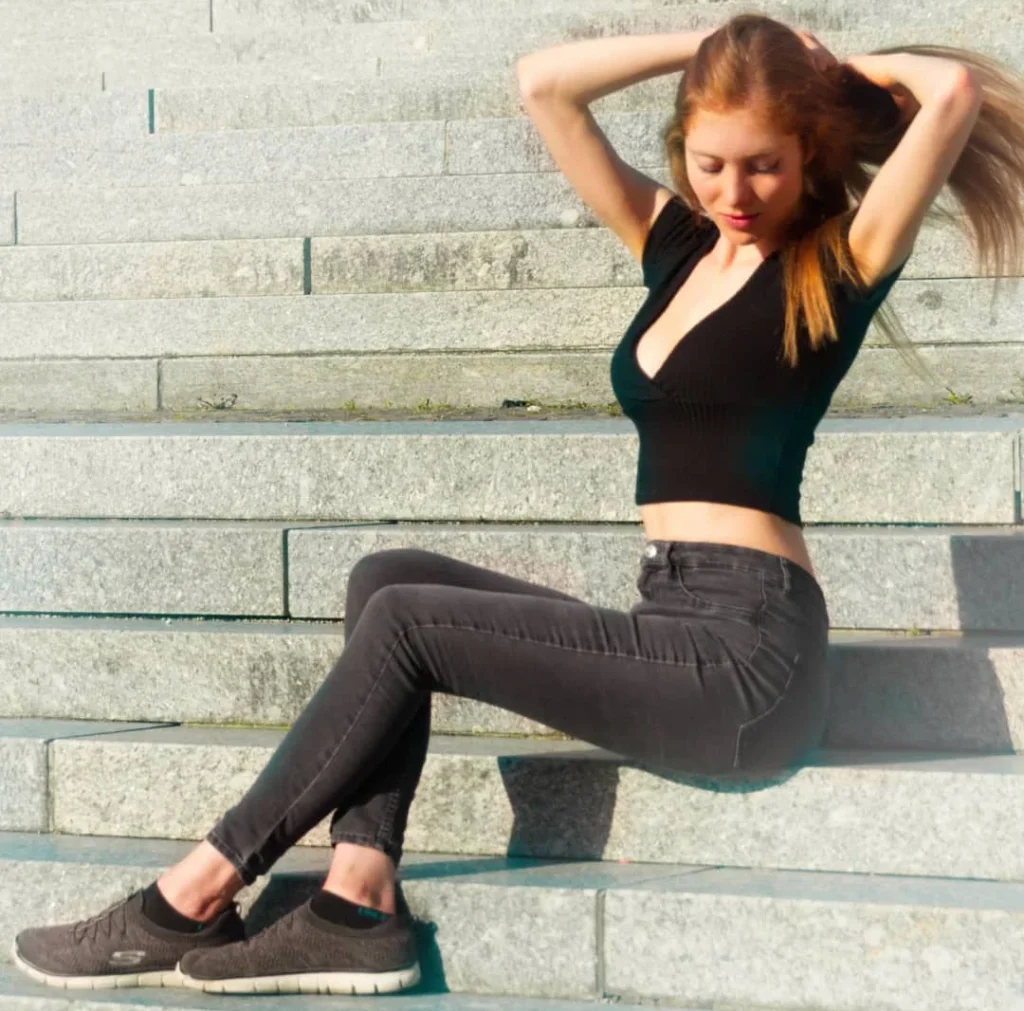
0, 418, 1018, 527
213, 0, 998, 32
2, 720, 1024, 882
1, 616, 1021, 753
4, 831, 1018, 1010
0, 18, 1017, 94
0, 275, 1018, 413
0, 972, 658, 1011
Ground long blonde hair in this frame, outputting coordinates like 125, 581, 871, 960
663, 13, 1024, 391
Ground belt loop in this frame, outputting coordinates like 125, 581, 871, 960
778, 555, 790, 593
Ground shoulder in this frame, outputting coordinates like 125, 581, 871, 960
641, 191, 712, 289
831, 212, 909, 314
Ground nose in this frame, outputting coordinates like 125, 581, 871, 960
721, 168, 754, 207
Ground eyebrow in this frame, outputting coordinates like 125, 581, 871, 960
689, 150, 779, 160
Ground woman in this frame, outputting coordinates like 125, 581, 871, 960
13, 13, 1024, 999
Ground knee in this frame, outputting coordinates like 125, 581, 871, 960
347, 548, 433, 603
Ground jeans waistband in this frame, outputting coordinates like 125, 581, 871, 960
640, 538, 822, 598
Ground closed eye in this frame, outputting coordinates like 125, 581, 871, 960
700, 162, 781, 175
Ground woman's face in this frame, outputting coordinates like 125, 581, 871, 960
684, 104, 810, 247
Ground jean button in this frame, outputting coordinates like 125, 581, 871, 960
644, 544, 657, 558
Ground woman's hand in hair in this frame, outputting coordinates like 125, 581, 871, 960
844, 54, 923, 123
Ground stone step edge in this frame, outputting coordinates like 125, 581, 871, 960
2, 413, 1023, 435
0, 612, 982, 642
4, 718, 1020, 778
0, 969, 660, 1011
2, 830, 1023, 913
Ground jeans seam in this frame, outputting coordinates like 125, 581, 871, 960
240, 636, 401, 873
417, 619, 747, 667
231, 604, 763, 871
374, 789, 402, 850
732, 651, 798, 769
206, 828, 248, 878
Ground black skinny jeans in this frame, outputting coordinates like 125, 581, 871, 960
207, 540, 831, 883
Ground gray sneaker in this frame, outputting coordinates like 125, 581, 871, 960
178, 888, 421, 995
11, 887, 246, 990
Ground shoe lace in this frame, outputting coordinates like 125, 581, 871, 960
72, 890, 136, 944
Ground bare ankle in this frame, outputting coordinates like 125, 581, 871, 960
157, 841, 245, 922
323, 842, 398, 915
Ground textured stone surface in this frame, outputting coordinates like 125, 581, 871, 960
15, 173, 608, 244
214, 0, 1024, 34
811, 526, 1024, 631
0, 721, 162, 834
0, 360, 155, 413
0, 122, 444, 190
0, 287, 635, 360
604, 868, 1024, 1011
0, 73, 100, 98
0, 194, 14, 248
0, 418, 1015, 525
13, 166, 983, 278
0, 92, 146, 144
0, 240, 304, 302
159, 351, 616, 411
0, 0, 209, 39
0, 25, 419, 86
0, 614, 554, 735
156, 344, 1024, 413
155, 74, 534, 132
0, 521, 285, 616
2, 620, 1024, 752
0, 738, 46, 833
45, 725, 1024, 881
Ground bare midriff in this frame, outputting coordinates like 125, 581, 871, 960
639, 500, 817, 582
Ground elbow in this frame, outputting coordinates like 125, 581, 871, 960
947, 64, 982, 108
515, 56, 555, 102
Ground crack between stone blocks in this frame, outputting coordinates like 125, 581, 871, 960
595, 887, 607, 997
11, 192, 17, 245
44, 737, 54, 832
156, 359, 163, 409
1013, 432, 1022, 525
282, 527, 291, 618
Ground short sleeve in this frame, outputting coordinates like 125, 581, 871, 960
641, 195, 708, 290
835, 214, 910, 313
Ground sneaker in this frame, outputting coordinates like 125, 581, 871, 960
11, 887, 246, 990
177, 887, 421, 995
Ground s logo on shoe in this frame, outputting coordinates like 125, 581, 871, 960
109, 950, 147, 966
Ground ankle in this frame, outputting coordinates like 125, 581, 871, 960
156, 843, 244, 922
155, 878, 232, 922
321, 880, 397, 916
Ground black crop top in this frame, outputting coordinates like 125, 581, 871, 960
610, 195, 908, 527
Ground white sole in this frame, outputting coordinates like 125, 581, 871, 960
178, 959, 421, 995
11, 942, 187, 990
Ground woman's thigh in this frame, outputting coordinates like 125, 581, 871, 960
345, 547, 584, 628
350, 566, 826, 776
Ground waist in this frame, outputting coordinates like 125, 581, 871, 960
639, 500, 816, 581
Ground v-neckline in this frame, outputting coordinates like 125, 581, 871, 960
634, 225, 780, 385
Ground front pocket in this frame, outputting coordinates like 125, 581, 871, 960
673, 564, 765, 618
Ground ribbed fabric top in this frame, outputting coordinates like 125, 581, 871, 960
610, 195, 908, 527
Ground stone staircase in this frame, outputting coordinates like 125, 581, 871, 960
1, 1, 1024, 1009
